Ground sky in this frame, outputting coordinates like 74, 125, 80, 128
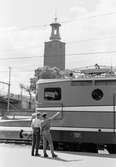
0, 0, 116, 94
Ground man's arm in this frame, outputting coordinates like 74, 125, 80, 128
41, 112, 60, 128
49, 112, 60, 120
31, 119, 34, 129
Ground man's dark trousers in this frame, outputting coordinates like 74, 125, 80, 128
31, 128, 40, 155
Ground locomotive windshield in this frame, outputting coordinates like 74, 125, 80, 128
44, 87, 61, 100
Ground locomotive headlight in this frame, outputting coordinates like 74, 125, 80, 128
73, 132, 81, 138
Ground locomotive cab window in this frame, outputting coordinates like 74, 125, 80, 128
44, 88, 61, 100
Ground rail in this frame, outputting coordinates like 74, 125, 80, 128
0, 138, 32, 144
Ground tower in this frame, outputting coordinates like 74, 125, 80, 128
44, 18, 65, 70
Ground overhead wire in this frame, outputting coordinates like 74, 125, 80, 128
0, 50, 116, 60
1, 10, 116, 59
1, 33, 116, 54
1, 11, 116, 72
61, 11, 116, 24
2, 10, 116, 32
66, 34, 116, 44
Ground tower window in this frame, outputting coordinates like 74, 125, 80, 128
54, 29, 57, 35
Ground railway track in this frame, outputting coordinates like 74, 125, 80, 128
0, 138, 32, 145
0, 127, 111, 154
0, 137, 109, 155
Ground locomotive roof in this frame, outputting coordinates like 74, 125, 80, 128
37, 77, 116, 84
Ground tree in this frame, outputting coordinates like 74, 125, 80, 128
30, 66, 75, 93
30, 66, 62, 93
30, 77, 37, 93
34, 66, 61, 79
19, 83, 32, 109
60, 69, 75, 78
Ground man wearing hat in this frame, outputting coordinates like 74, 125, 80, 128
31, 112, 41, 156
41, 112, 60, 158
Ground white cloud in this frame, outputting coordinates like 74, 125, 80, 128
61, 0, 116, 69
96, 0, 116, 12
70, 6, 87, 16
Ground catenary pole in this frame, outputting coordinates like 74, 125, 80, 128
7, 67, 11, 113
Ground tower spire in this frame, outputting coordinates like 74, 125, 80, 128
49, 17, 61, 41
54, 9, 57, 22
54, 16, 57, 23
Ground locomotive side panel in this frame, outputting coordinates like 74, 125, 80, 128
59, 80, 116, 129
51, 111, 114, 128
37, 79, 116, 106
36, 79, 116, 146
37, 80, 116, 129
62, 80, 116, 106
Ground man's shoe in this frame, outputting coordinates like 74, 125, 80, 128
52, 153, 57, 158
31, 153, 34, 156
35, 153, 41, 157
44, 153, 49, 157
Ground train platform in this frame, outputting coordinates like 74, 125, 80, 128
0, 116, 31, 128
0, 143, 116, 167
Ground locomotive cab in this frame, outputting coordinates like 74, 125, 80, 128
36, 67, 116, 153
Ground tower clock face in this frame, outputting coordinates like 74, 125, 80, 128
92, 89, 103, 100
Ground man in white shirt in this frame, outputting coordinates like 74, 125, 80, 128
31, 112, 41, 156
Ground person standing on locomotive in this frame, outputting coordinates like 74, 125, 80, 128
41, 112, 60, 158
31, 112, 41, 156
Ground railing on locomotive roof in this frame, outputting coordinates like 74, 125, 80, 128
79, 64, 115, 78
